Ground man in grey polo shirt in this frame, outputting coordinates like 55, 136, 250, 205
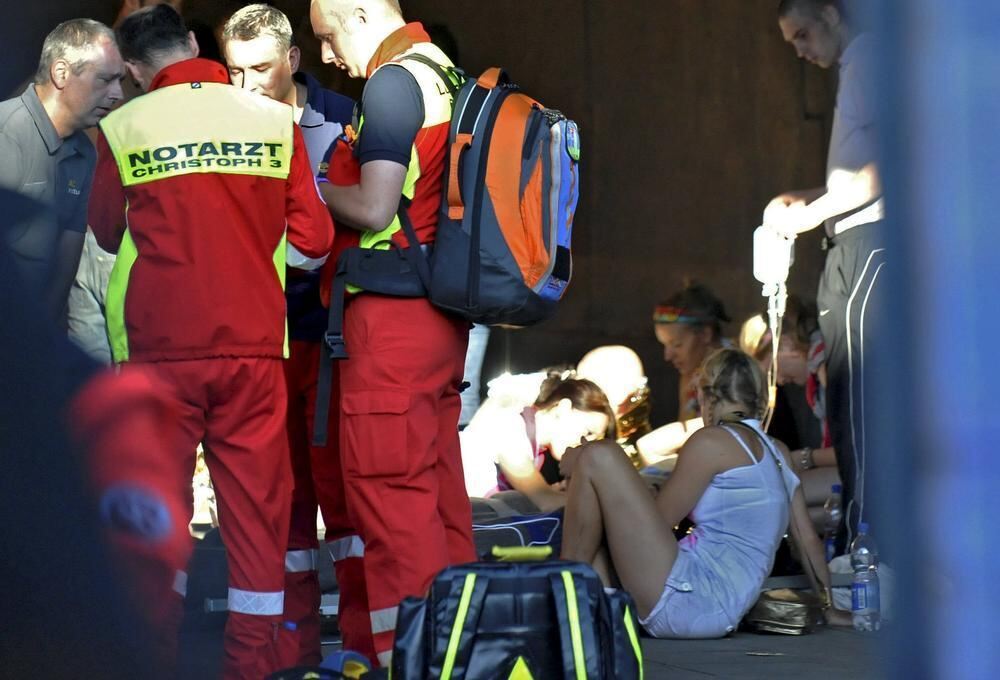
0, 19, 123, 321
763, 0, 887, 549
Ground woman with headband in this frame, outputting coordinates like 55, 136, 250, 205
653, 283, 733, 422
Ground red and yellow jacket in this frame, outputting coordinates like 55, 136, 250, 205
89, 58, 333, 363
319, 23, 452, 304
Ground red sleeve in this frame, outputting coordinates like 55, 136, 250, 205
68, 368, 179, 493
286, 123, 334, 259
87, 133, 128, 254
68, 368, 192, 593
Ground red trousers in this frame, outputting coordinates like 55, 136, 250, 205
283, 340, 374, 665
339, 295, 475, 667
140, 357, 293, 680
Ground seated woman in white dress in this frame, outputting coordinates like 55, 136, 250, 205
560, 348, 846, 637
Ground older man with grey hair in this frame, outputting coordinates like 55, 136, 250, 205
0, 19, 123, 321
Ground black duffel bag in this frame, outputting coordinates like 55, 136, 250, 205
391, 557, 644, 679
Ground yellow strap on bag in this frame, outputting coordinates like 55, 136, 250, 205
560, 571, 587, 680
623, 605, 644, 680
441, 573, 477, 679
490, 545, 553, 562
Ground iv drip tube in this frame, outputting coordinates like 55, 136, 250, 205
753, 226, 795, 431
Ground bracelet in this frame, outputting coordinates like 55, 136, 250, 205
798, 447, 814, 470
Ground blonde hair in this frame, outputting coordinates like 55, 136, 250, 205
739, 294, 819, 360
223, 3, 293, 52
739, 314, 771, 361
698, 348, 768, 421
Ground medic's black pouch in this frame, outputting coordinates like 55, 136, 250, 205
391, 556, 644, 680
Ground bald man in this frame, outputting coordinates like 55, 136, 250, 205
310, 0, 473, 666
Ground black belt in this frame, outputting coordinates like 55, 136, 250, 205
821, 222, 882, 251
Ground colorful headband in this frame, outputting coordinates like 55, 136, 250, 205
652, 305, 714, 325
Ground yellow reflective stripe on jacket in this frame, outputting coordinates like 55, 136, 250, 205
272, 231, 289, 358
356, 136, 422, 251
346, 114, 423, 293
100, 82, 294, 187
99, 82, 295, 361
106, 223, 138, 363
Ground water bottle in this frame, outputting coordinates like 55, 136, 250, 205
850, 522, 881, 631
822, 484, 843, 563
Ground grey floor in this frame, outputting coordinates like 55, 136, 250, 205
641, 627, 885, 679
184, 533, 885, 678
322, 626, 885, 679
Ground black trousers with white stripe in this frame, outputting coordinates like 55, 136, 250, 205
816, 222, 888, 551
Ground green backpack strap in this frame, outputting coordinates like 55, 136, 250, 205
600, 589, 645, 680
548, 570, 602, 680
430, 571, 491, 680
398, 53, 466, 98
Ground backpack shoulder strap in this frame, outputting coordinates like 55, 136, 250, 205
313, 253, 351, 446
398, 53, 465, 97
429, 571, 491, 679
549, 569, 602, 680
395, 197, 431, 289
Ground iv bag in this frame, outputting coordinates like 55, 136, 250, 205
753, 226, 795, 287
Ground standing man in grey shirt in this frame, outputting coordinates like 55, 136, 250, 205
0, 19, 123, 322
763, 0, 887, 549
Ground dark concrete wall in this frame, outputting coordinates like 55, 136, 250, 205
3, 0, 835, 424
396, 1, 836, 423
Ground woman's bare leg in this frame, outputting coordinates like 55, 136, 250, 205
561, 442, 678, 618
591, 545, 619, 588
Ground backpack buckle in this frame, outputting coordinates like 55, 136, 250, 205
323, 331, 348, 360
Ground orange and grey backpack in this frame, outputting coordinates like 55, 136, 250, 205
314, 59, 581, 445
397, 56, 581, 326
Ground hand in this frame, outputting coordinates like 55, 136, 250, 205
762, 198, 812, 238
768, 190, 813, 210
789, 448, 812, 474
559, 443, 584, 480
763, 187, 826, 237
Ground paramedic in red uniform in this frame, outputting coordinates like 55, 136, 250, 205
310, 0, 475, 667
221, 4, 374, 665
69, 365, 191, 670
87, 6, 333, 678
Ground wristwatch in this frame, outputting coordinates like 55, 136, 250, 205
798, 447, 814, 471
